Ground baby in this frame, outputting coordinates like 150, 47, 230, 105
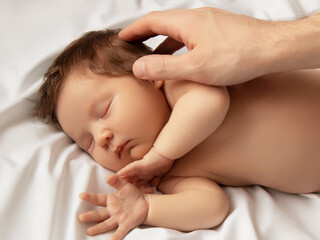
33, 29, 320, 240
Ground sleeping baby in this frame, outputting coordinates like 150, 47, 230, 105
33, 29, 320, 240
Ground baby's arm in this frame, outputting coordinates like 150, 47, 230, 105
79, 175, 229, 239
152, 81, 230, 159
145, 176, 229, 230
118, 81, 229, 182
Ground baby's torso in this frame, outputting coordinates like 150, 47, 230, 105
166, 70, 320, 193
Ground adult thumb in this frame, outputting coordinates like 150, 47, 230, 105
133, 54, 189, 81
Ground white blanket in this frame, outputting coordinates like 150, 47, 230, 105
1, 0, 320, 239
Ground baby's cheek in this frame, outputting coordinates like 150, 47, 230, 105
130, 144, 151, 160
96, 158, 121, 171
91, 152, 112, 170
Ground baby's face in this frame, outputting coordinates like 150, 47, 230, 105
56, 69, 170, 171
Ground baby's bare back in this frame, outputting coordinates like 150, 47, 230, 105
168, 70, 320, 193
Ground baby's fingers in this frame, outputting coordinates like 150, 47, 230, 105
79, 208, 110, 222
79, 192, 107, 207
135, 180, 154, 194
150, 176, 161, 187
86, 218, 118, 236
117, 162, 141, 179
106, 174, 129, 191
110, 225, 131, 240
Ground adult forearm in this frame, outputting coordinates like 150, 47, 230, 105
265, 13, 320, 74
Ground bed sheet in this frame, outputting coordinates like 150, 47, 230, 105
1, 0, 320, 240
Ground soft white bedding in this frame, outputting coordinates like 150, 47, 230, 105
1, 0, 320, 239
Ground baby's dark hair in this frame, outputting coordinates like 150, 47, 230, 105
32, 28, 152, 125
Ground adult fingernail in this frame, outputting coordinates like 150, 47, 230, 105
134, 59, 146, 78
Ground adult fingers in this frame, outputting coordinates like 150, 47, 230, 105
132, 52, 195, 81
79, 192, 107, 206
154, 36, 185, 55
118, 10, 186, 43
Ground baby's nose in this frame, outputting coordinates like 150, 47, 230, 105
96, 129, 113, 148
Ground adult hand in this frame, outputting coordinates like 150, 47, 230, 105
119, 8, 320, 86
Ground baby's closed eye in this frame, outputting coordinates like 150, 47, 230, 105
98, 100, 112, 119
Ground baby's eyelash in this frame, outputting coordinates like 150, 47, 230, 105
101, 101, 112, 118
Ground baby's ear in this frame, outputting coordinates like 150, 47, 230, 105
152, 80, 164, 89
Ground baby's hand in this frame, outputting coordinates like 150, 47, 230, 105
78, 174, 149, 240
117, 148, 174, 186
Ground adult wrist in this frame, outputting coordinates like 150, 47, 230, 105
264, 14, 320, 75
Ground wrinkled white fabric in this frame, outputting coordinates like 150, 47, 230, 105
1, 0, 320, 239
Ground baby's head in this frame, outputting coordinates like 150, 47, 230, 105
33, 29, 170, 171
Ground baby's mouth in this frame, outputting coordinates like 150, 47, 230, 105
115, 140, 130, 158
